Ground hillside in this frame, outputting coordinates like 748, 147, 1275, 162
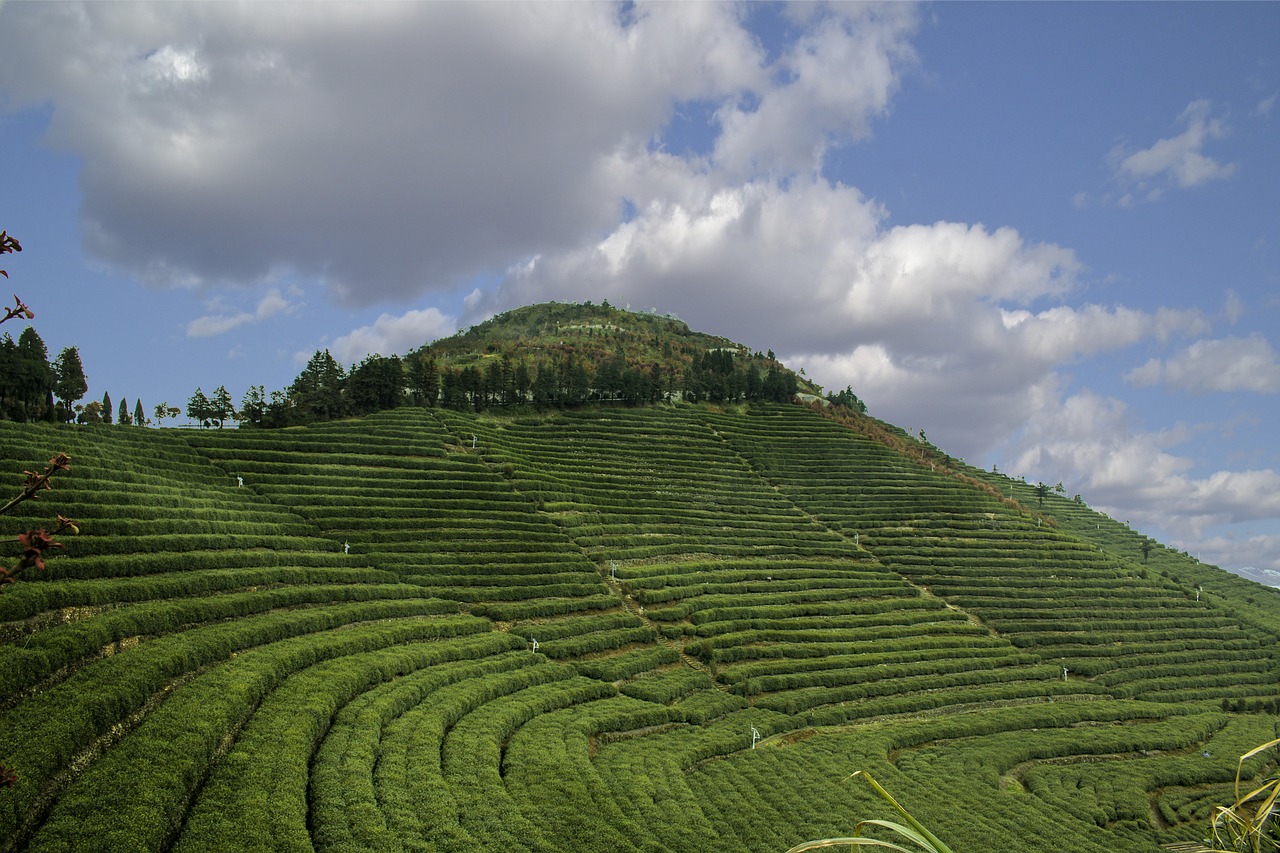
432, 302, 806, 377
417, 301, 823, 407
2, 319, 1279, 850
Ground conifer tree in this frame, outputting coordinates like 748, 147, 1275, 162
52, 346, 87, 422
102, 390, 112, 424
117, 397, 130, 425
290, 350, 346, 422
407, 352, 439, 407
186, 387, 210, 427
210, 385, 235, 428
4, 326, 55, 421
240, 386, 265, 427
133, 398, 145, 426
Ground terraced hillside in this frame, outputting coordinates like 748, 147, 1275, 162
1, 403, 1277, 853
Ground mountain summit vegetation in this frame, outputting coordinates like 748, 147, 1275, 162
230, 302, 827, 428
2, 302, 1278, 852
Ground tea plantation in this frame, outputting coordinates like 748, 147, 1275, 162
2, 402, 1277, 852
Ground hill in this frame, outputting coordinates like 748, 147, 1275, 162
1, 309, 1278, 851
419, 301, 824, 407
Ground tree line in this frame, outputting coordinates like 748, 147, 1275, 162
0, 325, 148, 426
186, 345, 803, 429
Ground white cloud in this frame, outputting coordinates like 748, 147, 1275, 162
187, 311, 253, 338
1112, 100, 1235, 199
0, 2, 930, 312
1125, 334, 1280, 394
0, 2, 778, 305
328, 306, 457, 366
1002, 388, 1280, 565
1192, 535, 1280, 573
712, 3, 919, 177
186, 287, 297, 338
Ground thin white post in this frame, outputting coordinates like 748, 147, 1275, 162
530, 637, 539, 652
1062, 666, 1069, 682
751, 726, 761, 749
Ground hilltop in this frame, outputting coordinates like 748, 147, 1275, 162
241, 302, 827, 428
414, 301, 823, 407
2, 308, 1279, 852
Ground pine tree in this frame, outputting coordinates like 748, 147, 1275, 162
240, 386, 266, 427
53, 346, 88, 423
289, 350, 346, 422
9, 327, 54, 421
117, 397, 131, 425
186, 387, 210, 427
102, 391, 113, 424
210, 386, 235, 428
133, 398, 145, 427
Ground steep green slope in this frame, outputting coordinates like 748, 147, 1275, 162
1, 402, 1277, 853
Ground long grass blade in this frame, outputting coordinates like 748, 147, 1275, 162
785, 839, 918, 853
851, 771, 954, 853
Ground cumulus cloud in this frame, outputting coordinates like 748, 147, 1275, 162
1125, 334, 1280, 394
1111, 100, 1235, 202
1005, 387, 1280, 561
186, 287, 297, 338
328, 307, 456, 366
1193, 535, 1280, 574
0, 2, 773, 303
712, 3, 919, 177
0, 1, 931, 312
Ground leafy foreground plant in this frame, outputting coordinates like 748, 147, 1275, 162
785, 771, 954, 853
1209, 737, 1280, 853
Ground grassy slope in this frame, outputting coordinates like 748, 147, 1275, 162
0, 403, 1277, 852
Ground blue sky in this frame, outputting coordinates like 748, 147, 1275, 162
1, 2, 1278, 577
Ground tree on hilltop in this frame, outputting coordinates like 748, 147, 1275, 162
290, 350, 345, 422
187, 387, 210, 427
1, 326, 55, 421
239, 386, 265, 427
406, 351, 439, 407
210, 385, 235, 428
52, 346, 87, 423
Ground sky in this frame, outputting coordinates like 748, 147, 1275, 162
1, 2, 1278, 578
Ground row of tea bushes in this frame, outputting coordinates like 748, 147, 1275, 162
29, 623, 506, 852
181, 409, 626, 643
185, 409, 674, 707
704, 405, 1280, 710
446, 406, 1067, 722
6, 402, 1278, 851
